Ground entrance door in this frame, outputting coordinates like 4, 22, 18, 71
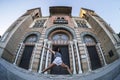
51, 45, 70, 74
19, 45, 34, 69
87, 46, 101, 70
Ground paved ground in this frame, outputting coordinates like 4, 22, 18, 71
0, 58, 120, 80
114, 73, 120, 80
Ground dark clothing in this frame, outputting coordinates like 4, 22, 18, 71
54, 52, 62, 59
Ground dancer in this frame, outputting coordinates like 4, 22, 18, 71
41, 46, 72, 74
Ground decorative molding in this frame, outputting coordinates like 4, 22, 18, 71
21, 31, 41, 43
80, 32, 99, 43
45, 25, 76, 39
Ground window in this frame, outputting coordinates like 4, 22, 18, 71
76, 20, 88, 28
52, 33, 69, 41
57, 17, 60, 19
61, 17, 64, 20
83, 35, 96, 44
108, 50, 114, 57
53, 17, 68, 24
33, 19, 46, 28
24, 34, 38, 43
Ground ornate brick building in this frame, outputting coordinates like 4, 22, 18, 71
0, 6, 120, 75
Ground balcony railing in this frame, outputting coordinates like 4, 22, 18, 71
53, 20, 68, 24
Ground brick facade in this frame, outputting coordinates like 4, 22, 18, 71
0, 7, 119, 74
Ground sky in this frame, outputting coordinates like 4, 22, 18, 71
0, 0, 120, 36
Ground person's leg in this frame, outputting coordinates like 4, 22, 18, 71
60, 63, 72, 74
42, 63, 56, 73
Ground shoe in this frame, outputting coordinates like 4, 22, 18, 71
39, 71, 44, 74
69, 73, 73, 76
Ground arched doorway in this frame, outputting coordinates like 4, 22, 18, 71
48, 30, 72, 74
83, 35, 102, 70
39, 26, 82, 74
19, 34, 38, 69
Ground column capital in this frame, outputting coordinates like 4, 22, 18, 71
97, 42, 101, 45
20, 42, 23, 44
69, 41, 73, 44
83, 43, 86, 46
47, 41, 52, 44
73, 39, 77, 41
44, 39, 48, 42
73, 39, 77, 42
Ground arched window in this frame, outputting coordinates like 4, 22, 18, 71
83, 35, 101, 70
61, 17, 64, 20
76, 20, 88, 28
52, 33, 69, 41
57, 17, 60, 19
24, 34, 38, 43
83, 35, 96, 44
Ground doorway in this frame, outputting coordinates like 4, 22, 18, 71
50, 45, 70, 74
87, 46, 101, 70
19, 45, 34, 69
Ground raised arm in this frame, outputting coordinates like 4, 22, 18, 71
40, 45, 55, 54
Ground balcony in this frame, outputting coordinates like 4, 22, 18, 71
53, 19, 68, 24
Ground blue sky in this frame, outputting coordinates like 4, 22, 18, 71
0, 0, 120, 36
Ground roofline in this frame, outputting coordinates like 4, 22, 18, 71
81, 7, 94, 12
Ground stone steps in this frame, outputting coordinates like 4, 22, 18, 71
0, 55, 120, 80
114, 73, 120, 80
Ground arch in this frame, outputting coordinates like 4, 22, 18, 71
24, 34, 37, 43
52, 33, 69, 41
45, 25, 76, 39
80, 32, 99, 43
80, 32, 102, 70
83, 35, 97, 44
49, 29, 72, 40
45, 25, 75, 74
18, 31, 40, 70
22, 31, 41, 43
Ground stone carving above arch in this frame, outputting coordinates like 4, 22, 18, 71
80, 32, 99, 43
22, 31, 41, 43
45, 25, 76, 39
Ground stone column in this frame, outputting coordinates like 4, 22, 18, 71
29, 43, 37, 71
97, 43, 107, 65
73, 39, 82, 74
44, 41, 51, 74
70, 41, 76, 74
83, 43, 91, 71
13, 42, 23, 65
38, 39, 48, 73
